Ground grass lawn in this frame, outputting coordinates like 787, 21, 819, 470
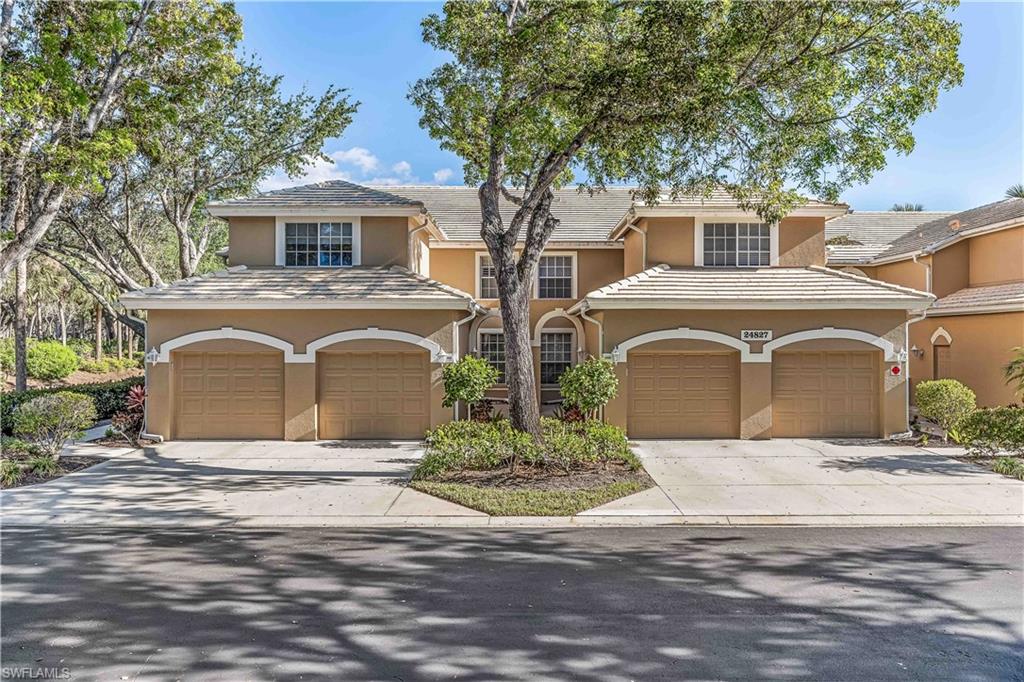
410, 478, 652, 516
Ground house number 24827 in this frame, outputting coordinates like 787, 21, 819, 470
741, 330, 773, 341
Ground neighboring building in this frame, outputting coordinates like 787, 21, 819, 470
122, 181, 934, 442
834, 199, 1024, 406
825, 211, 953, 266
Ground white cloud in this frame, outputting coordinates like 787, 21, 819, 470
331, 147, 380, 173
392, 160, 412, 176
433, 168, 454, 183
259, 156, 353, 191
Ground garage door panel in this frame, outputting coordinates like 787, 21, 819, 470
174, 351, 284, 440
318, 350, 430, 440
773, 351, 879, 438
628, 352, 739, 439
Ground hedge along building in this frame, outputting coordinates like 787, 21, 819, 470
121, 181, 934, 442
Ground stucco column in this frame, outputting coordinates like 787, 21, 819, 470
740, 362, 772, 440
284, 363, 316, 441
429, 363, 448, 429
882, 360, 907, 436
605, 362, 628, 430
145, 362, 172, 439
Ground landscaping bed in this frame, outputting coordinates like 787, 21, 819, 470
2, 453, 108, 489
410, 417, 653, 516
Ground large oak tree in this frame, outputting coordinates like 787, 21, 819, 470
411, 0, 962, 435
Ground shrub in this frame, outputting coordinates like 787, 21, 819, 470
915, 379, 976, 442
558, 357, 619, 417
1, 436, 40, 459
78, 358, 109, 373
26, 454, 59, 476
0, 459, 21, 487
26, 341, 79, 381
1004, 346, 1024, 398
959, 406, 1024, 457
12, 392, 97, 457
111, 385, 146, 444
67, 338, 94, 360
0, 338, 14, 375
442, 356, 500, 411
1, 377, 143, 434
991, 456, 1024, 481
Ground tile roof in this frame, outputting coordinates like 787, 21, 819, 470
826, 244, 895, 265
826, 211, 952, 244
120, 266, 477, 309
874, 199, 1024, 261
376, 185, 636, 242
574, 264, 933, 309
208, 180, 424, 209
930, 281, 1024, 314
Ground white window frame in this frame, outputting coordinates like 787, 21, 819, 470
534, 251, 578, 299
539, 328, 577, 386
276, 216, 362, 267
477, 328, 506, 384
475, 252, 499, 300
694, 219, 779, 267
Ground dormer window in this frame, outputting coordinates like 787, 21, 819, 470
700, 222, 772, 267
278, 218, 360, 267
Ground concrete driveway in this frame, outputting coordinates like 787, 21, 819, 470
591, 439, 1024, 525
0, 440, 483, 527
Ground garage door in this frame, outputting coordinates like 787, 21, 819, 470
174, 351, 284, 439
628, 352, 740, 438
318, 351, 430, 439
772, 351, 880, 437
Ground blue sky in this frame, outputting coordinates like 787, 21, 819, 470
241, 1, 1023, 211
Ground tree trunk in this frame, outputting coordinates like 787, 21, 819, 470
14, 255, 27, 391
58, 305, 67, 345
127, 327, 134, 356
116, 321, 123, 359
94, 304, 103, 361
497, 282, 540, 436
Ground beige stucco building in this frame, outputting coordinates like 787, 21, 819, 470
122, 181, 938, 442
827, 201, 1024, 407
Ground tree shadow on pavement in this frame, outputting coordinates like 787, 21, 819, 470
2, 527, 1021, 681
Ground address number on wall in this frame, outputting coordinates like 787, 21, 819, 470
741, 330, 773, 341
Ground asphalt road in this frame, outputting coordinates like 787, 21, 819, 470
2, 526, 1022, 681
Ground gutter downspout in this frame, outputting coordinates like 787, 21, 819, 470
452, 303, 482, 420
576, 301, 607, 421
622, 217, 646, 271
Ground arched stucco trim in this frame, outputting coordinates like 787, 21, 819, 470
532, 308, 586, 359
155, 327, 298, 363
468, 309, 502, 353
761, 326, 899, 362
930, 326, 952, 345
611, 327, 755, 363
302, 327, 452, 363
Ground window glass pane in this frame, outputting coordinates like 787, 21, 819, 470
704, 222, 769, 267
478, 332, 505, 382
538, 255, 573, 299
479, 255, 499, 298
285, 223, 317, 267
315, 221, 352, 267
540, 332, 573, 384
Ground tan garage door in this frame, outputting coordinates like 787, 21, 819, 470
174, 351, 284, 440
772, 351, 880, 438
628, 352, 740, 438
318, 350, 430, 440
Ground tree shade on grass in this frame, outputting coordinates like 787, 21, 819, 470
410, 479, 651, 516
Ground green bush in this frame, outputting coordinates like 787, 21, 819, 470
417, 417, 635, 477
78, 358, 108, 373
1, 377, 143, 434
12, 392, 97, 457
0, 459, 21, 487
991, 456, 1024, 480
915, 379, 976, 442
1, 436, 40, 459
959, 406, 1024, 457
558, 357, 619, 417
26, 341, 79, 381
0, 338, 14, 375
67, 338, 94, 360
25, 454, 59, 476
441, 355, 500, 409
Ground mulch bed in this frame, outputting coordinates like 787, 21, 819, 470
423, 460, 653, 491
3, 454, 108, 489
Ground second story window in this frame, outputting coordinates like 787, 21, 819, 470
478, 330, 505, 382
537, 254, 574, 298
703, 222, 770, 267
285, 221, 353, 267
478, 255, 499, 299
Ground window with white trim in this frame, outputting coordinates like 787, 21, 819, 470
540, 331, 573, 384
478, 331, 505, 382
537, 255, 573, 299
703, 222, 770, 267
285, 221, 353, 267
478, 255, 499, 299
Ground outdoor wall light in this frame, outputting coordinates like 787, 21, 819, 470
145, 348, 160, 365
910, 345, 925, 358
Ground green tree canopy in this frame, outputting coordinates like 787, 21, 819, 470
410, 0, 963, 434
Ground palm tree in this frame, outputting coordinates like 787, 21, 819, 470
1005, 347, 1024, 397
1005, 184, 1024, 199
891, 202, 924, 211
